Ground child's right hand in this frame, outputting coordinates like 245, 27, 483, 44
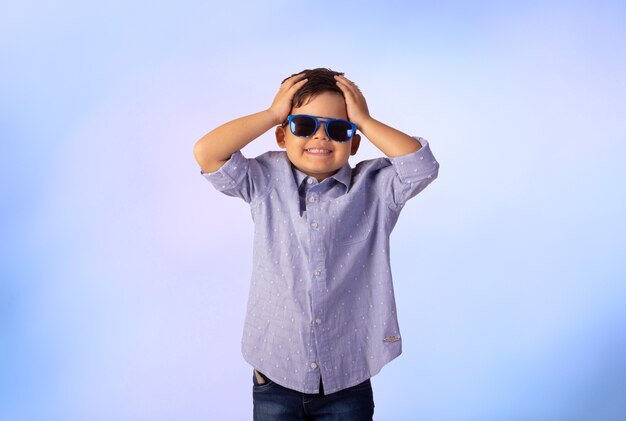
194, 73, 307, 173
268, 73, 308, 125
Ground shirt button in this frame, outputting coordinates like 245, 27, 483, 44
313, 270, 321, 276
307, 178, 314, 184
310, 362, 318, 369
315, 318, 322, 325
308, 196, 316, 203
311, 222, 319, 229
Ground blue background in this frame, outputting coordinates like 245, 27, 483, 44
1, 1, 625, 420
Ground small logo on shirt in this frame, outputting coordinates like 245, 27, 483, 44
383, 335, 401, 343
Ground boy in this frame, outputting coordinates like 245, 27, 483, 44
194, 68, 439, 420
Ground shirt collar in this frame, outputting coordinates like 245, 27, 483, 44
330, 164, 352, 190
291, 163, 353, 192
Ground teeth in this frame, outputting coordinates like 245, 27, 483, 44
306, 148, 331, 153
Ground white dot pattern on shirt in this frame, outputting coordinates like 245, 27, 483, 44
202, 144, 439, 394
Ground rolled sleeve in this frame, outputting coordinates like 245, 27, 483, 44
388, 137, 439, 183
378, 137, 440, 208
201, 151, 254, 202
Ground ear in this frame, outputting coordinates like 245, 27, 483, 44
350, 133, 361, 155
275, 126, 287, 149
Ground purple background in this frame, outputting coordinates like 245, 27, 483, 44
1, 1, 625, 420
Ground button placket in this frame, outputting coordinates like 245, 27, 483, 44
305, 180, 328, 383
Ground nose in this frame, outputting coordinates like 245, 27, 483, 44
312, 121, 329, 140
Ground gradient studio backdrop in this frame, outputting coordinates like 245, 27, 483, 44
1, 1, 625, 420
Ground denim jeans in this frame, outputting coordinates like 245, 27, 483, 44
252, 371, 375, 421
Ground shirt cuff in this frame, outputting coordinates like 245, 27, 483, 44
201, 150, 248, 191
388, 137, 439, 184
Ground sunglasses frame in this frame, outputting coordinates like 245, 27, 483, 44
284, 114, 357, 143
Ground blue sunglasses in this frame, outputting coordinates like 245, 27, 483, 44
285, 114, 357, 143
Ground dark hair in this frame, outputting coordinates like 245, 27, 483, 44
283, 68, 344, 108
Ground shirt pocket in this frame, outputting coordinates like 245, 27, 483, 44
329, 192, 372, 245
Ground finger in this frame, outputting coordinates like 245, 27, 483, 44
279, 76, 307, 96
282, 72, 307, 87
335, 79, 358, 100
334, 77, 348, 91
287, 77, 308, 94
334, 81, 352, 101
293, 76, 308, 86
335, 76, 362, 97
334, 74, 356, 87
337, 75, 364, 96
334, 76, 351, 91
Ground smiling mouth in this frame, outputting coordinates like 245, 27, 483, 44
305, 148, 332, 154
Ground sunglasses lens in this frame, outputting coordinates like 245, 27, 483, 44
327, 120, 354, 142
290, 115, 317, 137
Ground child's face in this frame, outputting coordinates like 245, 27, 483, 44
276, 92, 360, 182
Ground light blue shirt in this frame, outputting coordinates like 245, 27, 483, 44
203, 137, 439, 394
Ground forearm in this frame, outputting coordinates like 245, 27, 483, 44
333, 75, 422, 158
359, 117, 422, 157
193, 109, 280, 173
194, 74, 308, 174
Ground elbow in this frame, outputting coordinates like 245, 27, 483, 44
193, 139, 205, 164
193, 139, 225, 174
193, 140, 212, 172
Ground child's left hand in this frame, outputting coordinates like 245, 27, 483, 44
334, 74, 371, 129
